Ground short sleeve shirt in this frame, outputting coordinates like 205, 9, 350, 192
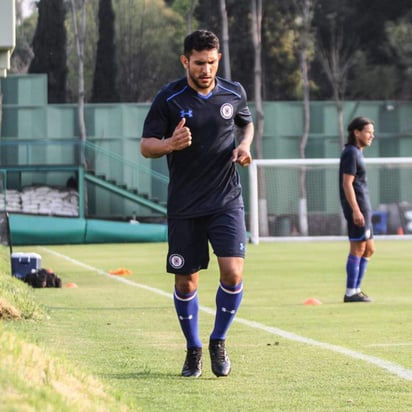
142, 77, 253, 219
339, 144, 371, 216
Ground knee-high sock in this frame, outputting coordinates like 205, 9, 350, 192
346, 254, 361, 295
210, 281, 243, 341
356, 257, 369, 291
174, 288, 202, 349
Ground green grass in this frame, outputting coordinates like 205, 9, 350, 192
2, 240, 412, 411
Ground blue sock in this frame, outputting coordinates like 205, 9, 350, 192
346, 254, 361, 294
174, 288, 202, 349
210, 281, 243, 341
356, 257, 369, 290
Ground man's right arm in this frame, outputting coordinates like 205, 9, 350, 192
141, 117, 192, 159
140, 137, 174, 159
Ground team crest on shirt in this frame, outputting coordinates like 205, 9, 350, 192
169, 254, 185, 269
220, 103, 233, 119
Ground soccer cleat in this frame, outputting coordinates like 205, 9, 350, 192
209, 339, 231, 377
359, 291, 372, 301
181, 347, 202, 378
343, 292, 372, 303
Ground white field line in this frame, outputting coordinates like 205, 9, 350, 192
40, 246, 412, 382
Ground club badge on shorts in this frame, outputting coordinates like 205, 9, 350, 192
169, 254, 185, 269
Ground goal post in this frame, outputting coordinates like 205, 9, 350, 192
248, 157, 412, 244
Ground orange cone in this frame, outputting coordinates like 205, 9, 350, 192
303, 297, 322, 305
109, 268, 133, 276
397, 227, 404, 235
65, 282, 78, 288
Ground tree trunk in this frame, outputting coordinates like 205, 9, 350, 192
297, 0, 313, 237
185, 0, 196, 34
251, 0, 268, 236
69, 0, 88, 217
69, 0, 87, 146
219, 0, 231, 80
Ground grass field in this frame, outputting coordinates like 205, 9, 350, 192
2, 239, 412, 411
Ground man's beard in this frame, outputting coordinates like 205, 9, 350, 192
189, 73, 214, 90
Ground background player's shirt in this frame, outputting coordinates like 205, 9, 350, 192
142, 77, 253, 219
339, 144, 371, 217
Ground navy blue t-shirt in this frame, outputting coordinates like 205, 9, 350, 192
142, 77, 253, 219
339, 144, 371, 217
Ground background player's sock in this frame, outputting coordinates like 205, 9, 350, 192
346, 254, 361, 296
356, 257, 369, 292
210, 281, 243, 340
174, 288, 202, 348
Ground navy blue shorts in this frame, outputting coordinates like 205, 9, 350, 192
344, 208, 374, 241
166, 207, 247, 275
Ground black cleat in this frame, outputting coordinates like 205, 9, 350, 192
209, 339, 231, 377
181, 347, 202, 378
344, 292, 372, 303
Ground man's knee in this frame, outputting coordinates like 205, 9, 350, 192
175, 273, 199, 294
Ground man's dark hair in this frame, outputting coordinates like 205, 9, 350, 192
346, 116, 374, 145
183, 30, 220, 57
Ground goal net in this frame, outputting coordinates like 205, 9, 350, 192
248, 157, 412, 244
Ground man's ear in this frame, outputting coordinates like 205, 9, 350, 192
180, 55, 188, 69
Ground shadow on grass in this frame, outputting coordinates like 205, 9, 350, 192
101, 371, 218, 381
46, 305, 166, 311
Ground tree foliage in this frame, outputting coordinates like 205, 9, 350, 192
91, 0, 119, 102
13, 0, 412, 103
313, 0, 412, 100
10, 14, 36, 74
28, 0, 68, 103
114, 0, 185, 102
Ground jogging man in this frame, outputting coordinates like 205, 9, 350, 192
339, 116, 375, 303
141, 30, 254, 377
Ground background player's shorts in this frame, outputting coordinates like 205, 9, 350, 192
166, 207, 246, 275
344, 208, 374, 241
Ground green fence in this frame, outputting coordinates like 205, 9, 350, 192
1, 74, 412, 221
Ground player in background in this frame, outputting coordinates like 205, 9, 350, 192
141, 30, 254, 377
339, 116, 375, 302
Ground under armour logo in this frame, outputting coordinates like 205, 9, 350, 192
221, 307, 236, 315
180, 109, 193, 118
179, 315, 193, 320
239, 243, 246, 251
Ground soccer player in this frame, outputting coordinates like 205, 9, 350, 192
339, 116, 375, 302
140, 30, 254, 377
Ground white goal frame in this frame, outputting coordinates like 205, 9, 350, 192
248, 157, 412, 244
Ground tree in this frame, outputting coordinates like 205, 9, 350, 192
316, 8, 356, 148
10, 5, 36, 74
91, 0, 118, 102
14, 0, 412, 104
68, 0, 87, 144
170, 0, 198, 34
219, 0, 231, 80
261, 2, 301, 100
250, 0, 268, 236
385, 12, 412, 99
65, 1, 98, 103
312, 0, 412, 100
115, 0, 185, 102
28, 0, 67, 103
294, 0, 315, 236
